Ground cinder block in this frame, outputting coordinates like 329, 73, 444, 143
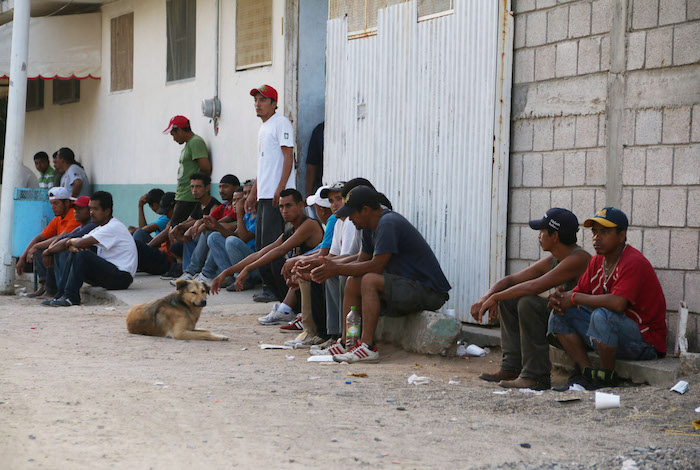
533, 118, 554, 151
564, 151, 586, 186
658, 188, 687, 227
625, 66, 700, 108
513, 48, 535, 84
530, 189, 552, 222
555, 41, 578, 77
632, 0, 659, 30
520, 225, 541, 260
507, 259, 531, 275
595, 188, 607, 209
527, 10, 547, 47
632, 188, 659, 226
581, 225, 594, 252
623, 109, 636, 146
568, 1, 591, 37
522, 152, 544, 186
643, 228, 670, 268
576, 114, 599, 148
543, 151, 566, 187
627, 227, 643, 250
657, 269, 685, 308
645, 147, 673, 185
547, 5, 569, 42
535, 45, 556, 80
684, 272, 700, 313
537, 0, 557, 8
598, 114, 607, 146
513, 0, 537, 14
673, 145, 700, 184
627, 31, 646, 70
673, 21, 700, 65
680, 352, 700, 376
670, 229, 699, 269
621, 189, 633, 216
572, 189, 596, 224
600, 35, 610, 71
510, 153, 524, 187
591, 0, 613, 34
622, 147, 646, 185
550, 188, 572, 209
507, 225, 520, 259
645, 26, 674, 69
509, 188, 531, 223
688, 189, 700, 227
689, 0, 700, 20
524, 75, 607, 117
635, 109, 663, 146
662, 106, 691, 144
577, 37, 601, 74
375, 311, 461, 355
692, 104, 700, 142
585, 148, 607, 185
512, 120, 534, 151
553, 116, 576, 149
459, 325, 501, 348
515, 14, 527, 49
659, 0, 686, 25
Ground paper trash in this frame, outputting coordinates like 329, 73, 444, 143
407, 374, 430, 385
595, 391, 620, 409
259, 344, 293, 350
568, 384, 586, 392
457, 344, 490, 357
285, 354, 295, 361
519, 388, 544, 396
307, 355, 334, 362
670, 380, 689, 394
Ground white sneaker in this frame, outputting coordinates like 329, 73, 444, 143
194, 272, 214, 284
285, 332, 325, 349
170, 272, 194, 286
333, 343, 379, 363
257, 304, 296, 325
284, 331, 309, 347
309, 338, 346, 356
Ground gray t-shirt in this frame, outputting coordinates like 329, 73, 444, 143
60, 163, 90, 197
361, 210, 451, 293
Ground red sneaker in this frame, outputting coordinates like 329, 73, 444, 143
279, 314, 303, 333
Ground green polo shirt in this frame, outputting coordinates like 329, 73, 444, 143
176, 135, 209, 202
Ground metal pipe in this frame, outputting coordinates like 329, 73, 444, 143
214, 0, 219, 99
0, 0, 31, 294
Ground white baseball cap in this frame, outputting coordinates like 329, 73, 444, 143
306, 186, 331, 208
48, 187, 76, 201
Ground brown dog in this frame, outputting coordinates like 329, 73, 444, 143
126, 280, 228, 341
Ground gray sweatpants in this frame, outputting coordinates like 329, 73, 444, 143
325, 275, 347, 336
499, 296, 551, 382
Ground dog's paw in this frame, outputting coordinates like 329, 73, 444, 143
219, 335, 229, 341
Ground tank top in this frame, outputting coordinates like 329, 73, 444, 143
282, 215, 323, 257
549, 245, 590, 291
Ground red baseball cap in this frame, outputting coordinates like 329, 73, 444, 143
249, 84, 278, 101
74, 196, 90, 207
163, 115, 190, 134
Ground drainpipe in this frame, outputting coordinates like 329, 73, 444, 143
202, 0, 221, 134
0, 0, 31, 294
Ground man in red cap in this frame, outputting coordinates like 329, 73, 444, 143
163, 115, 212, 226
246, 85, 296, 303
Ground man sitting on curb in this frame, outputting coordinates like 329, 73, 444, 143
548, 207, 667, 390
210, 189, 324, 326
135, 192, 177, 276
129, 188, 168, 244
310, 186, 451, 364
48, 191, 137, 307
471, 208, 591, 390
16, 187, 80, 297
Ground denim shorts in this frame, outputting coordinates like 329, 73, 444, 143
382, 273, 449, 317
548, 306, 657, 361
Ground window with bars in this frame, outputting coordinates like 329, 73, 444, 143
236, 0, 273, 71
53, 79, 80, 105
166, 0, 196, 82
111, 12, 134, 92
26, 80, 44, 111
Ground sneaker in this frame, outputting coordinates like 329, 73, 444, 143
193, 272, 214, 285
284, 331, 309, 348
26, 284, 46, 298
285, 332, 325, 349
51, 296, 80, 307
553, 365, 597, 392
253, 290, 277, 303
279, 314, 303, 333
42, 296, 61, 306
309, 338, 346, 356
584, 367, 619, 388
170, 272, 195, 286
257, 304, 295, 325
333, 342, 379, 363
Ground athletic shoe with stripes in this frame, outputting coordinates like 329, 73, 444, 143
309, 338, 346, 356
257, 304, 295, 325
279, 314, 303, 333
333, 343, 379, 363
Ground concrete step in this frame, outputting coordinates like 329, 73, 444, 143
459, 323, 501, 347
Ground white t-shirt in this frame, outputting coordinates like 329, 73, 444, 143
83, 217, 138, 277
61, 163, 90, 197
329, 217, 362, 256
257, 113, 295, 199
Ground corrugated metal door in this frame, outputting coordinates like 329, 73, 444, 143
324, 0, 513, 322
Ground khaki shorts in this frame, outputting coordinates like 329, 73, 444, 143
382, 273, 449, 317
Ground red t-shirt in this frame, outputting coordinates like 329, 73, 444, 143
209, 202, 237, 221
574, 245, 667, 354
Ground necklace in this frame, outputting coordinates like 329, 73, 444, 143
603, 244, 626, 293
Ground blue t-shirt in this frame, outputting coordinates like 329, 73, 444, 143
309, 214, 337, 253
154, 214, 170, 235
361, 210, 451, 293
244, 213, 256, 250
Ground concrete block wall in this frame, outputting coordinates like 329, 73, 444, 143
509, 0, 700, 352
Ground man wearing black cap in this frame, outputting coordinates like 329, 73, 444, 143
471, 208, 591, 390
135, 192, 177, 276
548, 207, 667, 389
309, 185, 451, 364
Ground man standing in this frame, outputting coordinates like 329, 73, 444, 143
163, 115, 212, 225
33, 152, 55, 189
49, 191, 137, 307
305, 121, 324, 199
245, 85, 295, 303
548, 207, 667, 389
56, 147, 90, 197
471, 208, 591, 390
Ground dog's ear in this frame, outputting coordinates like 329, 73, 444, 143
175, 279, 189, 291
203, 283, 211, 294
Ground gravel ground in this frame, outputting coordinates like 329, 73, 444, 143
1, 292, 698, 469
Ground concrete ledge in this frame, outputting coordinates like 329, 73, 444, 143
375, 311, 461, 355
459, 324, 501, 348
550, 347, 682, 386
80, 286, 128, 307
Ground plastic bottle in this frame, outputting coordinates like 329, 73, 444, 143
345, 306, 361, 350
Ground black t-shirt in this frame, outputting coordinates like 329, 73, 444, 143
306, 122, 324, 190
362, 210, 451, 293
189, 198, 220, 220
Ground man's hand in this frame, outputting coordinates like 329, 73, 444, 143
233, 268, 249, 291
272, 186, 283, 207
211, 273, 226, 295
42, 250, 53, 268
281, 258, 296, 280
15, 255, 26, 276
548, 286, 575, 314
235, 195, 246, 215
245, 193, 255, 213
27, 245, 38, 262
310, 256, 338, 283
138, 194, 147, 207
476, 296, 499, 323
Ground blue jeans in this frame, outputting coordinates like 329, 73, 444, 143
58, 250, 132, 302
132, 228, 153, 244
204, 232, 260, 283
548, 306, 657, 361
183, 230, 217, 275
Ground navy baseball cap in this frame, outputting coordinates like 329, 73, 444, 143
529, 208, 579, 234
335, 186, 379, 218
157, 192, 176, 214
583, 207, 629, 231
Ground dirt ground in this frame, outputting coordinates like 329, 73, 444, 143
1, 293, 698, 469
